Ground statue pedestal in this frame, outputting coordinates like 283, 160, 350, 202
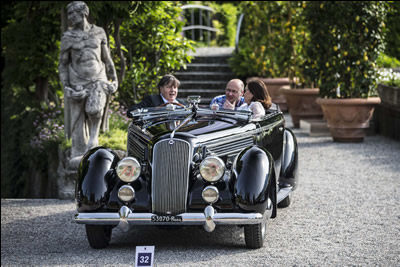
57, 147, 81, 199
56, 146, 127, 199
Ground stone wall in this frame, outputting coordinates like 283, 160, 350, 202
375, 84, 400, 141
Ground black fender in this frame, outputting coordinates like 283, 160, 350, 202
280, 128, 299, 189
76, 147, 120, 212
233, 146, 276, 215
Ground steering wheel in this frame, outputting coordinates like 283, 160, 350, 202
158, 102, 185, 108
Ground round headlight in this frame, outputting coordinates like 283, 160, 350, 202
118, 185, 135, 202
199, 156, 225, 182
116, 157, 141, 182
202, 186, 219, 204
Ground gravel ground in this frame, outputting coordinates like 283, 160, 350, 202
2, 116, 400, 266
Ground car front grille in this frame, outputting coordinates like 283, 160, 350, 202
152, 139, 192, 215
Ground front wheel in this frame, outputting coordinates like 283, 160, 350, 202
85, 225, 112, 249
244, 219, 267, 249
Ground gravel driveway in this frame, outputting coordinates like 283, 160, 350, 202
2, 125, 400, 266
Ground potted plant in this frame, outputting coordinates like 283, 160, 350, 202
304, 1, 387, 142
278, 1, 323, 128
230, 1, 294, 111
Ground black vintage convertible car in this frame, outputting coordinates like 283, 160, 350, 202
74, 96, 298, 249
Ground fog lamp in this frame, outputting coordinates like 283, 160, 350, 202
202, 186, 219, 204
116, 157, 140, 182
118, 185, 135, 202
199, 156, 225, 182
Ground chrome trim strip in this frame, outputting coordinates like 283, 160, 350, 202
277, 187, 292, 203
74, 212, 264, 225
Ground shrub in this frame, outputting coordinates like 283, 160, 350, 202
29, 104, 64, 152
209, 2, 239, 47
229, 1, 309, 83
384, 1, 400, 61
99, 128, 127, 151
108, 97, 130, 131
376, 53, 400, 69
118, 2, 195, 108
304, 1, 388, 98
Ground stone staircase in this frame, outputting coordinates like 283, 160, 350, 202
174, 47, 235, 105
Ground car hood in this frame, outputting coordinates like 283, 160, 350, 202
144, 118, 256, 149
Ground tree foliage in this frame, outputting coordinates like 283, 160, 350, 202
1, 1, 194, 197
304, 1, 388, 98
384, 1, 400, 61
118, 1, 194, 108
2, 2, 63, 103
229, 2, 303, 80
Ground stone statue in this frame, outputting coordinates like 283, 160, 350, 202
59, 1, 118, 159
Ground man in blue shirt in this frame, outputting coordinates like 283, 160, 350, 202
210, 79, 245, 110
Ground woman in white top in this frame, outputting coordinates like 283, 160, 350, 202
238, 78, 272, 118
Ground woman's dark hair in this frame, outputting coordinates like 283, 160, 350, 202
246, 78, 272, 109
157, 74, 180, 91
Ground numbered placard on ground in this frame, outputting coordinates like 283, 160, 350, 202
135, 246, 155, 267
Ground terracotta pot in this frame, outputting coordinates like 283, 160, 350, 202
248, 77, 290, 111
279, 86, 323, 128
316, 97, 381, 142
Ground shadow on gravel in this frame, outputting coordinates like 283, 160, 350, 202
1, 205, 255, 266
2, 199, 75, 207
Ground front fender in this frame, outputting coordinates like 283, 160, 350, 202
233, 146, 275, 214
76, 147, 120, 212
280, 128, 299, 189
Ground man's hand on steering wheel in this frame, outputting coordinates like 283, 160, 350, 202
158, 102, 184, 108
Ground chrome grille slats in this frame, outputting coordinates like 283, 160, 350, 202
152, 139, 191, 215
204, 135, 254, 156
128, 124, 150, 160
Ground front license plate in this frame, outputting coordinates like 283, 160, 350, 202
151, 215, 182, 222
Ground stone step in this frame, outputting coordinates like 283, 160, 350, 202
190, 55, 231, 64
176, 47, 234, 106
179, 88, 224, 94
184, 63, 232, 72
299, 119, 330, 136
175, 71, 235, 81
189, 47, 234, 57
178, 88, 230, 100
179, 80, 227, 89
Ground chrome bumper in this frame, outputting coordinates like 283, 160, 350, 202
75, 205, 270, 232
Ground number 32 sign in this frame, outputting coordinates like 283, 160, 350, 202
135, 246, 155, 267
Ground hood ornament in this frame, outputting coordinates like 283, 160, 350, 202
187, 95, 201, 110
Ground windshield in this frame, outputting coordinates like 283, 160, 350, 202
129, 106, 252, 128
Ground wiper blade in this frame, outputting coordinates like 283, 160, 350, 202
130, 107, 192, 122
195, 108, 251, 122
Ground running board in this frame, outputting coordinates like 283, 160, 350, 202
277, 186, 292, 203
